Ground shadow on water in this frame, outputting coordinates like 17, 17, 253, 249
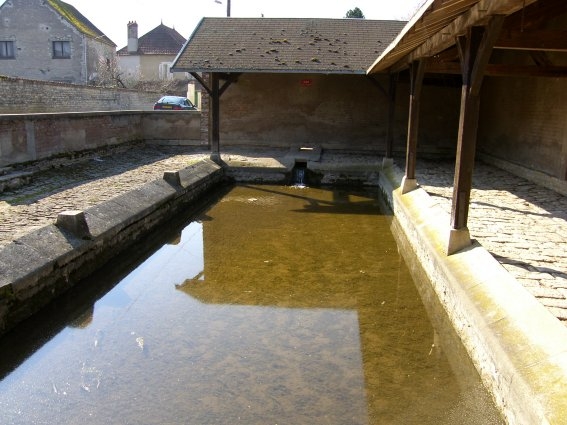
240, 184, 392, 216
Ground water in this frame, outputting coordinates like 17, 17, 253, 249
292, 164, 306, 187
0, 185, 503, 425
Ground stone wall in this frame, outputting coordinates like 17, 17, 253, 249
0, 75, 159, 113
0, 0, 86, 84
0, 110, 203, 167
478, 75, 567, 180
216, 72, 461, 154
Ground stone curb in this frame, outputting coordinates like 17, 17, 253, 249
0, 159, 223, 336
379, 166, 567, 425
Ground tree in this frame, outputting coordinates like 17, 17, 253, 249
345, 7, 365, 19
92, 55, 126, 88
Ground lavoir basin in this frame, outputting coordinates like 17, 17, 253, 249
0, 184, 504, 424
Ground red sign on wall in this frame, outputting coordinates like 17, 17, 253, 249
301, 79, 313, 87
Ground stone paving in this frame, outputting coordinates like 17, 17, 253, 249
1, 146, 566, 326
0, 146, 208, 249
411, 159, 567, 324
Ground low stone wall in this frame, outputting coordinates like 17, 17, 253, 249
378, 165, 567, 425
0, 75, 159, 114
0, 110, 204, 168
0, 159, 224, 336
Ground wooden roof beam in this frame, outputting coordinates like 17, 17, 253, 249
494, 30, 567, 52
405, 0, 539, 68
503, 0, 567, 31
425, 59, 567, 78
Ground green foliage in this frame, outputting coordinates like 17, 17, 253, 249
47, 0, 99, 38
345, 7, 365, 19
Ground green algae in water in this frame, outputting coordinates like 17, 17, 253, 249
0, 185, 503, 424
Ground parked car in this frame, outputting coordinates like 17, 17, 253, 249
153, 96, 196, 110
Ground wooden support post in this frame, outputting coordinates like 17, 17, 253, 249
384, 73, 398, 168
210, 73, 221, 163
448, 17, 504, 255
401, 60, 425, 194
191, 72, 237, 164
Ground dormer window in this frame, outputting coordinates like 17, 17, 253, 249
53, 41, 71, 59
0, 41, 15, 59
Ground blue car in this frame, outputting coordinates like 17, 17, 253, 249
153, 96, 196, 110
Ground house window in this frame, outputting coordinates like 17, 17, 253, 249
0, 41, 15, 59
52, 41, 71, 59
159, 62, 174, 80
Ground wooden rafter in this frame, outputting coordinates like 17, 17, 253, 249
495, 30, 567, 52
503, 0, 567, 31
426, 60, 567, 77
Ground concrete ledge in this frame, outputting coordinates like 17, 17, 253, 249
479, 153, 567, 198
145, 139, 207, 147
379, 167, 567, 424
0, 159, 223, 336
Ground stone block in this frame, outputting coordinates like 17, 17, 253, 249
0, 241, 52, 299
163, 171, 181, 186
17, 224, 87, 266
84, 199, 137, 238
56, 210, 91, 239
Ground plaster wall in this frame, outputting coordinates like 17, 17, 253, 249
478, 76, 567, 180
399, 79, 462, 157
86, 38, 116, 83
218, 73, 394, 150
117, 55, 141, 81
217, 72, 460, 154
118, 54, 186, 81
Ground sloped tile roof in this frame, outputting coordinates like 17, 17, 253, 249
47, 0, 116, 46
118, 23, 187, 56
171, 17, 406, 74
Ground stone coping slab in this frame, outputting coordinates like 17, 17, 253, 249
379, 166, 567, 425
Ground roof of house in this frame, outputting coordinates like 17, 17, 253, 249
118, 23, 187, 56
171, 17, 406, 74
46, 0, 116, 46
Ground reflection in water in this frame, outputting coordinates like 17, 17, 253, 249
0, 185, 503, 425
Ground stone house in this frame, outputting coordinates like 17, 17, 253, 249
117, 21, 188, 83
0, 0, 116, 84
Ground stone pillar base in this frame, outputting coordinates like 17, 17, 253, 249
382, 157, 394, 168
210, 152, 222, 164
447, 227, 472, 255
400, 176, 418, 194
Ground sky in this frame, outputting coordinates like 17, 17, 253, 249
5, 0, 426, 48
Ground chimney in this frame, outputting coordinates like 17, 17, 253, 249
127, 21, 138, 53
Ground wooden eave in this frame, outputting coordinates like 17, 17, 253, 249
367, 0, 567, 75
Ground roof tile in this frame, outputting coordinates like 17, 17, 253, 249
172, 17, 406, 74
118, 23, 186, 56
